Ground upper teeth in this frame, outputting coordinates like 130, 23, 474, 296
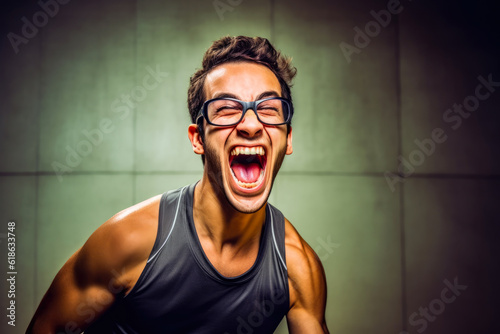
231, 146, 265, 156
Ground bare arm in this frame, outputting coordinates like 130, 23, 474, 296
285, 219, 329, 333
26, 248, 116, 333
26, 196, 159, 334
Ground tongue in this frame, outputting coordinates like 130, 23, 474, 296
231, 163, 261, 183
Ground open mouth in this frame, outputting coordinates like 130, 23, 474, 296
229, 146, 267, 189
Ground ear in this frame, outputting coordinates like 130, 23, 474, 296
286, 126, 293, 155
188, 124, 205, 155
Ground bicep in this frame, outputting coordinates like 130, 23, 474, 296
286, 264, 329, 333
27, 250, 116, 333
286, 233, 329, 333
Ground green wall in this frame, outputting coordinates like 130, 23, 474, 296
1, 0, 499, 333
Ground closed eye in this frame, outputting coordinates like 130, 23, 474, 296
216, 106, 241, 113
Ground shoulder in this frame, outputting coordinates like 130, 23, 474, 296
284, 217, 327, 307
284, 217, 325, 285
75, 194, 162, 293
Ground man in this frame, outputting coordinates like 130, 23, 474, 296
27, 36, 329, 333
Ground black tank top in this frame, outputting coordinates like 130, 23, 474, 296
85, 182, 290, 333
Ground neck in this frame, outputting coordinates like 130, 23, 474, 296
192, 177, 266, 251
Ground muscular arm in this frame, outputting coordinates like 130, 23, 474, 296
285, 219, 329, 333
26, 196, 160, 334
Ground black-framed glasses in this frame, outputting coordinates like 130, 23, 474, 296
196, 97, 293, 126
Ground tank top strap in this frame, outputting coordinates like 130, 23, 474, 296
147, 185, 189, 264
267, 203, 287, 271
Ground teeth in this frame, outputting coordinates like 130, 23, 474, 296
230, 146, 265, 156
230, 169, 265, 189
229, 146, 266, 189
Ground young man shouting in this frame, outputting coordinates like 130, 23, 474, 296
27, 36, 329, 333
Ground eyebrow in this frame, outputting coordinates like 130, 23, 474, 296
211, 90, 281, 101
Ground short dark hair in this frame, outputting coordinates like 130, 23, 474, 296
187, 36, 297, 124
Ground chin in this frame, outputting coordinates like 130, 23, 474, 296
223, 182, 271, 214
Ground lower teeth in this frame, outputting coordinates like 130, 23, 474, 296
230, 169, 264, 189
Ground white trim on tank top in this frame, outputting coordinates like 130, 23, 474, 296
147, 185, 188, 263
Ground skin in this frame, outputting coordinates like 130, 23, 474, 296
27, 61, 328, 333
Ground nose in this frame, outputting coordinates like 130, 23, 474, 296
236, 108, 263, 138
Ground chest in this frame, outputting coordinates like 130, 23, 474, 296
120, 247, 289, 333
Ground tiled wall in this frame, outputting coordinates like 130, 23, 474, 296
1, 0, 498, 333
